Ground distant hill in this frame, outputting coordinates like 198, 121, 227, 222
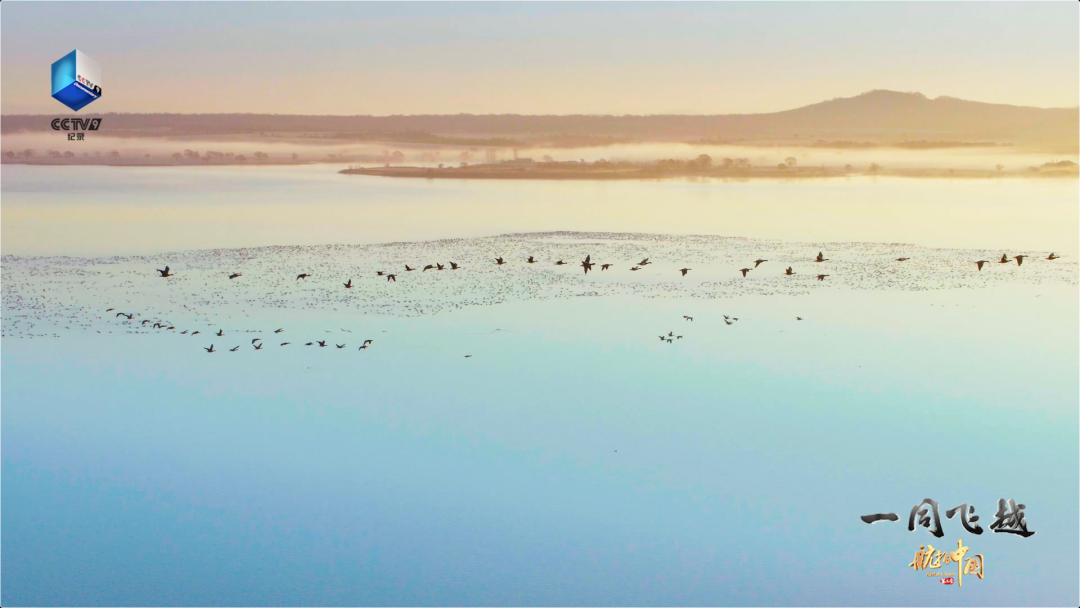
5, 90, 1076, 149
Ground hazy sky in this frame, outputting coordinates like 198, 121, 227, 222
3, 1, 1077, 115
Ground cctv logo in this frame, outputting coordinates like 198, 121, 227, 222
51, 50, 103, 111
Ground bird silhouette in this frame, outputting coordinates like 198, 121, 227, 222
191, 331, 200, 336
784, 267, 794, 275
817, 274, 829, 281
814, 252, 828, 263
359, 344, 368, 350
281, 342, 291, 346
796, 317, 803, 321
317, 340, 327, 347
753, 259, 768, 268
437, 263, 444, 270
157, 266, 173, 277
739, 268, 751, 277
684, 316, 693, 321
387, 274, 397, 282
228, 273, 242, 279
252, 338, 261, 344
274, 328, 284, 333
405, 265, 415, 271
1014, 255, 1027, 266
229, 346, 240, 352
630, 266, 641, 271
336, 344, 346, 349
527, 256, 537, 263
581, 255, 594, 274
423, 265, 434, 271
896, 258, 910, 262
376, 271, 386, 276
975, 260, 988, 270
363, 339, 373, 346
204, 344, 214, 353
254, 343, 263, 350
216, 329, 223, 336
1047, 253, 1060, 260
344, 279, 353, 288
494, 258, 505, 265
106, 308, 115, 312
679, 268, 690, 276
998, 254, 1010, 264
555, 260, 566, 266
297, 273, 310, 280
601, 264, 612, 271
450, 262, 460, 269
639, 258, 651, 266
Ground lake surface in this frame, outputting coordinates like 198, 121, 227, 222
2, 164, 1077, 257
2, 167, 1078, 606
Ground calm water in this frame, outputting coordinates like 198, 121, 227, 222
2, 164, 1077, 257
2, 166, 1078, 606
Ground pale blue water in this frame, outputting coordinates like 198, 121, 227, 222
2, 167, 1078, 606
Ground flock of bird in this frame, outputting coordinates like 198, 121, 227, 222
129, 248, 1065, 354
4, 231, 1070, 343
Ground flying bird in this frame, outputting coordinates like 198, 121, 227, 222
601, 264, 612, 271
683, 316, 693, 321
1047, 253, 1060, 260
405, 265, 416, 271
297, 273, 310, 280
281, 342, 290, 346
814, 252, 828, 263
739, 268, 751, 277
975, 260, 988, 270
254, 343, 264, 350
336, 344, 346, 349
753, 259, 768, 268
896, 258, 910, 262
216, 329, 223, 336
527, 256, 537, 264
423, 265, 434, 271
817, 274, 829, 281
679, 268, 691, 276
376, 271, 385, 276
639, 258, 651, 266
998, 254, 1010, 264
363, 339, 373, 346
204, 344, 214, 353
229, 346, 240, 352
450, 262, 460, 270
630, 266, 641, 271
555, 260, 566, 266
494, 257, 505, 265
784, 267, 794, 275
387, 274, 397, 282
437, 263, 444, 270
317, 340, 327, 347
581, 255, 594, 274
344, 279, 353, 288
1014, 255, 1027, 266
105, 308, 115, 312
251, 338, 261, 344
274, 328, 283, 333
157, 266, 173, 277
229, 273, 242, 279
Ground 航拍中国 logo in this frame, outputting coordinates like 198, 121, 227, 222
51, 49, 102, 111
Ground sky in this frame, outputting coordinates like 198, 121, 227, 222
2, 1, 1078, 116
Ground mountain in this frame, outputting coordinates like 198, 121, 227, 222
3, 90, 1076, 148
